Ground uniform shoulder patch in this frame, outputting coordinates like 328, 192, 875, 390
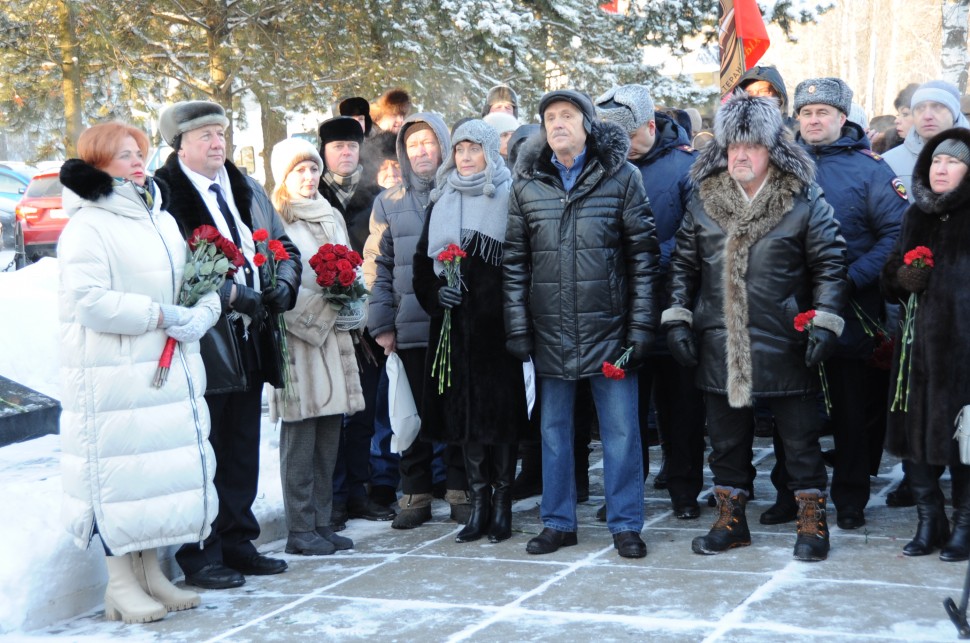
858, 148, 882, 161
891, 178, 908, 200
677, 144, 695, 153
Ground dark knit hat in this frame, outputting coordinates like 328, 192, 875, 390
337, 97, 372, 135
793, 77, 853, 115
371, 88, 411, 121
538, 89, 596, 134
595, 85, 655, 134
933, 138, 970, 166
481, 85, 520, 118
318, 116, 365, 148
159, 101, 229, 148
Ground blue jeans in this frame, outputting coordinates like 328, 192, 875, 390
539, 374, 644, 534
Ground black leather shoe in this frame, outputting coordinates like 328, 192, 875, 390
526, 528, 578, 555
347, 497, 396, 521
183, 563, 245, 589
596, 503, 607, 522
673, 502, 701, 520
369, 484, 398, 508
836, 508, 866, 530
225, 554, 288, 576
331, 503, 349, 531
613, 531, 647, 558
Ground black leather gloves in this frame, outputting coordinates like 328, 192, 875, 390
506, 335, 533, 362
666, 322, 699, 368
233, 284, 267, 324
262, 260, 299, 313
437, 285, 462, 309
805, 328, 839, 368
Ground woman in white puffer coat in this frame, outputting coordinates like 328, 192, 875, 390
58, 122, 220, 624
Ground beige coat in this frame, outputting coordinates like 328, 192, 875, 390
270, 198, 365, 421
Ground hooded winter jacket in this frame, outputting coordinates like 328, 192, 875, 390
796, 122, 906, 358
503, 120, 660, 380
664, 129, 848, 407
882, 128, 970, 466
57, 160, 219, 555
364, 113, 451, 349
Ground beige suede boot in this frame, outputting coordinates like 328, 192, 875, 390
391, 493, 433, 529
103, 554, 167, 623
132, 549, 201, 611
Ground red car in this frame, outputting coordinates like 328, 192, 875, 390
13, 169, 65, 269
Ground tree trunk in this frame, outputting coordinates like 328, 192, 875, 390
942, 0, 970, 92
58, 0, 83, 156
254, 88, 288, 195
206, 2, 234, 152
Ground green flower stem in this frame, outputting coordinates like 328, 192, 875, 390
892, 293, 918, 412
818, 364, 832, 416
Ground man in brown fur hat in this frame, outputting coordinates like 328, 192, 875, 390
662, 92, 848, 562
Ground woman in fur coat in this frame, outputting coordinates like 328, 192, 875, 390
58, 122, 221, 623
269, 138, 365, 557
881, 127, 970, 562
413, 120, 531, 544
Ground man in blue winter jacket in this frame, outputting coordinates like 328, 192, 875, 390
595, 85, 706, 520
765, 77, 907, 531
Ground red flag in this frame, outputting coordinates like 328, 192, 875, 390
600, 0, 619, 13
719, 0, 770, 96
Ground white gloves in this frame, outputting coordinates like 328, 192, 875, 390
163, 291, 221, 343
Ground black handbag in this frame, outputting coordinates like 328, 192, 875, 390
199, 314, 248, 395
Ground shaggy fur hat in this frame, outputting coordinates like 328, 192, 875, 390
371, 88, 411, 121
159, 101, 229, 149
691, 91, 815, 186
433, 119, 503, 199
793, 77, 853, 115
481, 85, 519, 118
595, 85, 655, 134
483, 112, 520, 135
337, 97, 372, 135
271, 137, 323, 187
318, 116, 365, 148
538, 89, 596, 134
912, 80, 962, 121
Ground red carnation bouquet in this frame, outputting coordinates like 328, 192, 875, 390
794, 309, 832, 415
892, 245, 934, 411
253, 228, 295, 398
602, 346, 635, 380
430, 243, 467, 394
153, 225, 244, 387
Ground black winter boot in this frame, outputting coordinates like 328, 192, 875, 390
886, 474, 917, 507
488, 444, 516, 543
903, 463, 950, 556
456, 443, 491, 543
941, 464, 970, 561
793, 489, 830, 562
692, 486, 751, 555
512, 440, 542, 500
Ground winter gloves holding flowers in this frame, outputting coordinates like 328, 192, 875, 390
896, 264, 931, 294
805, 328, 838, 368
260, 261, 299, 314
437, 285, 462, 309
158, 291, 221, 343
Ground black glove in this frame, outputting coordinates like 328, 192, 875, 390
666, 323, 698, 368
805, 328, 839, 368
262, 281, 295, 314
897, 264, 930, 294
506, 335, 533, 362
437, 285, 462, 309
232, 284, 267, 324
624, 338, 649, 371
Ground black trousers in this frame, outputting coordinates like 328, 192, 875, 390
771, 358, 886, 510
639, 355, 706, 504
705, 392, 827, 491
397, 347, 466, 494
333, 343, 383, 504
176, 380, 263, 574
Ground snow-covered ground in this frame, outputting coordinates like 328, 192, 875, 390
0, 257, 967, 641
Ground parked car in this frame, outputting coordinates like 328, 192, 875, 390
13, 168, 64, 269
0, 163, 34, 202
0, 196, 16, 248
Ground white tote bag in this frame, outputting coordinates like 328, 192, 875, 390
387, 352, 421, 454
954, 406, 970, 465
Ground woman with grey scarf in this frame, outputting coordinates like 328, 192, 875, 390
413, 119, 533, 544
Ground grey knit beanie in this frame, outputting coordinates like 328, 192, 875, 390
793, 77, 853, 115
933, 138, 970, 166
912, 80, 962, 121
595, 85, 655, 134
432, 119, 504, 198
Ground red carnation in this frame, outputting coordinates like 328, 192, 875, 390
602, 362, 626, 380
253, 253, 267, 267
903, 245, 934, 268
252, 228, 269, 243
338, 269, 356, 287
793, 310, 816, 332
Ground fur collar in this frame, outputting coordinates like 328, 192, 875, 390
154, 153, 253, 236
700, 169, 801, 408
911, 127, 970, 215
59, 158, 169, 208
513, 120, 631, 182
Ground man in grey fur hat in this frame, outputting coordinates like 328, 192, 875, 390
155, 100, 301, 589
662, 92, 849, 562
503, 89, 660, 559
